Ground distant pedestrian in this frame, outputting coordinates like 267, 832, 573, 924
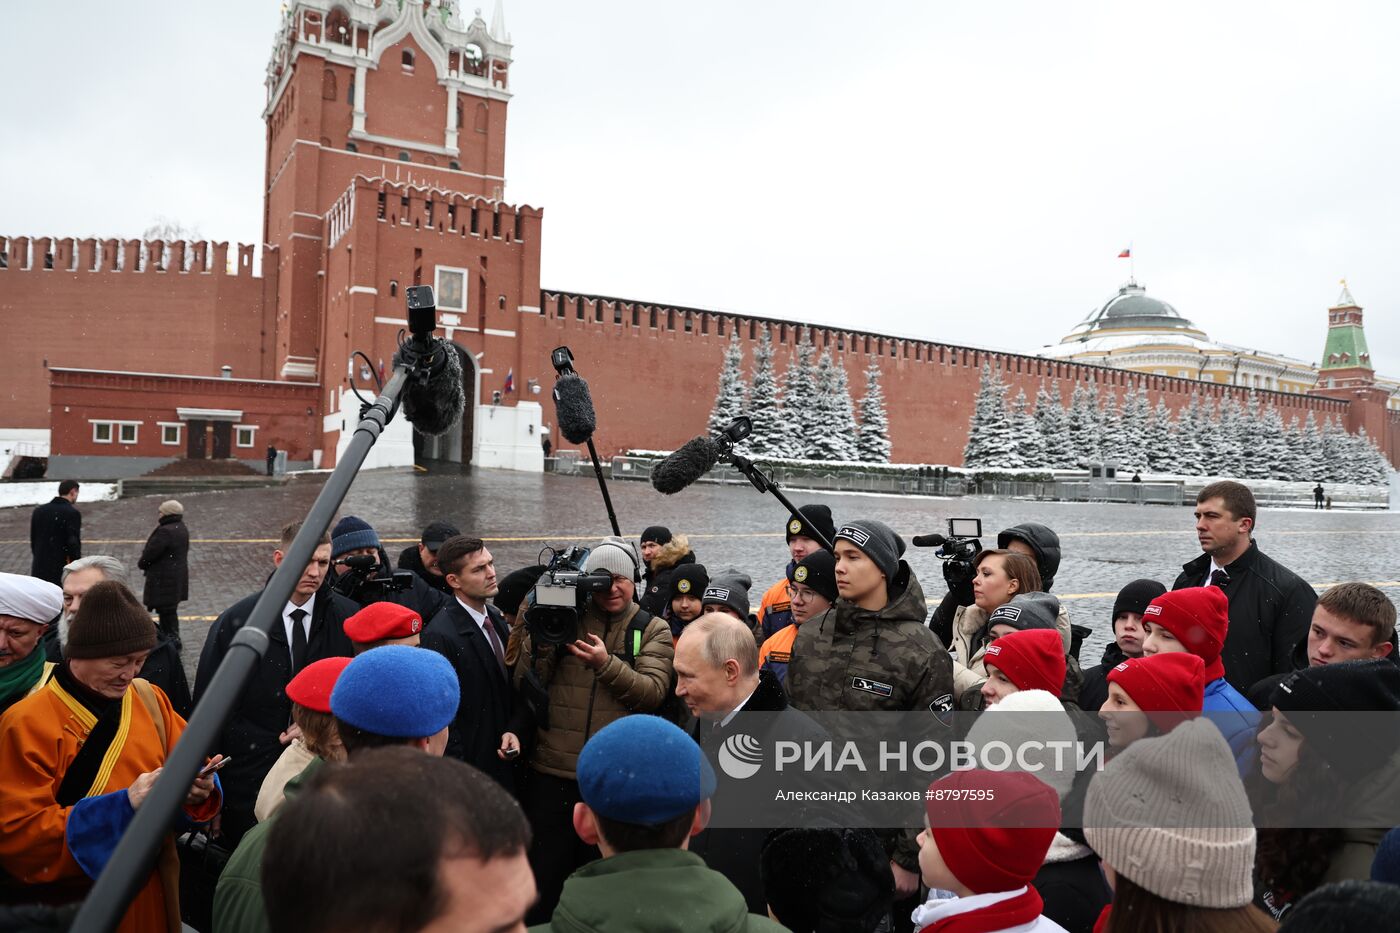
29, 480, 81, 585
265, 444, 276, 476
138, 499, 190, 647
1314, 482, 1325, 509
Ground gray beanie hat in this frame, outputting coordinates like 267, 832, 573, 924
987, 592, 1061, 633
702, 569, 753, 618
834, 520, 905, 583
1084, 718, 1256, 908
584, 537, 640, 582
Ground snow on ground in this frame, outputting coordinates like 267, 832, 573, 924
0, 483, 118, 510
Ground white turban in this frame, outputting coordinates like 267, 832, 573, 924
0, 572, 63, 624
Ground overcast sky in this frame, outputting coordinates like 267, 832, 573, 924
4, 2, 1397, 368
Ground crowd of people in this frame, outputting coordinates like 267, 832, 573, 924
2, 479, 1400, 931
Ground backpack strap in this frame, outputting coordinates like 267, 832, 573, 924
623, 608, 653, 665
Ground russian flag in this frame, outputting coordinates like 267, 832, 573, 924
504, 369, 514, 393
1117, 248, 1131, 259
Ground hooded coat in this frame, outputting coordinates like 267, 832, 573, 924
395, 544, 455, 596
639, 537, 696, 618
998, 523, 1062, 591
786, 563, 953, 715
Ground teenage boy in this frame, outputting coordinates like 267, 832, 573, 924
1079, 579, 1167, 713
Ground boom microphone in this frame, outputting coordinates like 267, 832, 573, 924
392, 336, 465, 436
651, 435, 724, 495
553, 373, 597, 444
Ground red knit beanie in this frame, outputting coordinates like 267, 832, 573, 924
286, 656, 353, 713
925, 769, 1060, 894
984, 629, 1066, 696
1107, 653, 1205, 732
1143, 587, 1228, 681
343, 602, 423, 645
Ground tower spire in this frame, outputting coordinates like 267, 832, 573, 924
490, 0, 507, 41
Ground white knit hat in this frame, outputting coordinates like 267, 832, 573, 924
1084, 718, 1256, 908
965, 689, 1079, 801
583, 537, 639, 582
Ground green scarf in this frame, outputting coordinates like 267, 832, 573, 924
0, 647, 46, 709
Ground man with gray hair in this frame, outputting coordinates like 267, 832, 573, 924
46, 555, 192, 716
676, 611, 822, 913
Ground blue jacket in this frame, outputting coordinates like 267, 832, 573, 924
1203, 677, 1259, 770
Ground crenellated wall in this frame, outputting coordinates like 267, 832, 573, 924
0, 236, 273, 430
527, 291, 1363, 466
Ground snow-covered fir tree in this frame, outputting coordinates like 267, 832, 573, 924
1320, 416, 1350, 483
1010, 389, 1044, 468
780, 328, 819, 458
745, 325, 784, 456
1147, 397, 1178, 473
828, 354, 861, 460
1117, 384, 1151, 471
1035, 383, 1076, 468
963, 363, 1021, 468
808, 350, 858, 461
1238, 392, 1270, 479
1300, 410, 1326, 478
1098, 390, 1131, 467
1065, 383, 1100, 466
1174, 394, 1208, 476
1258, 405, 1290, 480
857, 359, 892, 463
707, 331, 746, 436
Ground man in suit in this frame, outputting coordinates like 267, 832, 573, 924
29, 480, 81, 585
676, 612, 823, 914
194, 520, 357, 846
421, 534, 516, 792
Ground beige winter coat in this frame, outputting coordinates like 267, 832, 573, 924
950, 602, 1073, 705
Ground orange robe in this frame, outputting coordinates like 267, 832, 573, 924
0, 677, 216, 933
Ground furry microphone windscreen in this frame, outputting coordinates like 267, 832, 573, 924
392, 338, 466, 436
553, 374, 597, 444
650, 435, 723, 495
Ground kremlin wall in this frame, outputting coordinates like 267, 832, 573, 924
1, 0, 1396, 479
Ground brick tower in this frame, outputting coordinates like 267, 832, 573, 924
1313, 282, 1392, 454
262, 0, 544, 469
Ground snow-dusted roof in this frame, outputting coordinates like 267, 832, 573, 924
1042, 331, 1221, 357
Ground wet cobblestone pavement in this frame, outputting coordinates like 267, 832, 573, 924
3, 465, 1396, 677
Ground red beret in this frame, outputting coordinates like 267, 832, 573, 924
343, 602, 423, 644
286, 656, 353, 713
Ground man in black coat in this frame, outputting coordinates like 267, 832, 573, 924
138, 499, 190, 646
327, 516, 446, 623
397, 521, 460, 597
29, 480, 81, 585
1173, 481, 1316, 694
677, 612, 826, 915
420, 534, 517, 791
194, 521, 356, 846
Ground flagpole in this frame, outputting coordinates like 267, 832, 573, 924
1130, 241, 1135, 283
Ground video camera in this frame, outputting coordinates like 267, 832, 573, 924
523, 545, 615, 648
912, 518, 984, 587
332, 553, 416, 602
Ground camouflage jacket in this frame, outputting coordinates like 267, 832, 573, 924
785, 563, 953, 715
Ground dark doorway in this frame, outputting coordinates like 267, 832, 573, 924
186, 420, 208, 459
211, 421, 233, 459
416, 343, 476, 467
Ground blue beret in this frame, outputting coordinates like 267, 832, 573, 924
577, 716, 716, 825
330, 645, 459, 738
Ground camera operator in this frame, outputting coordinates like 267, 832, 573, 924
507, 536, 675, 924
929, 522, 1068, 644
328, 516, 447, 624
